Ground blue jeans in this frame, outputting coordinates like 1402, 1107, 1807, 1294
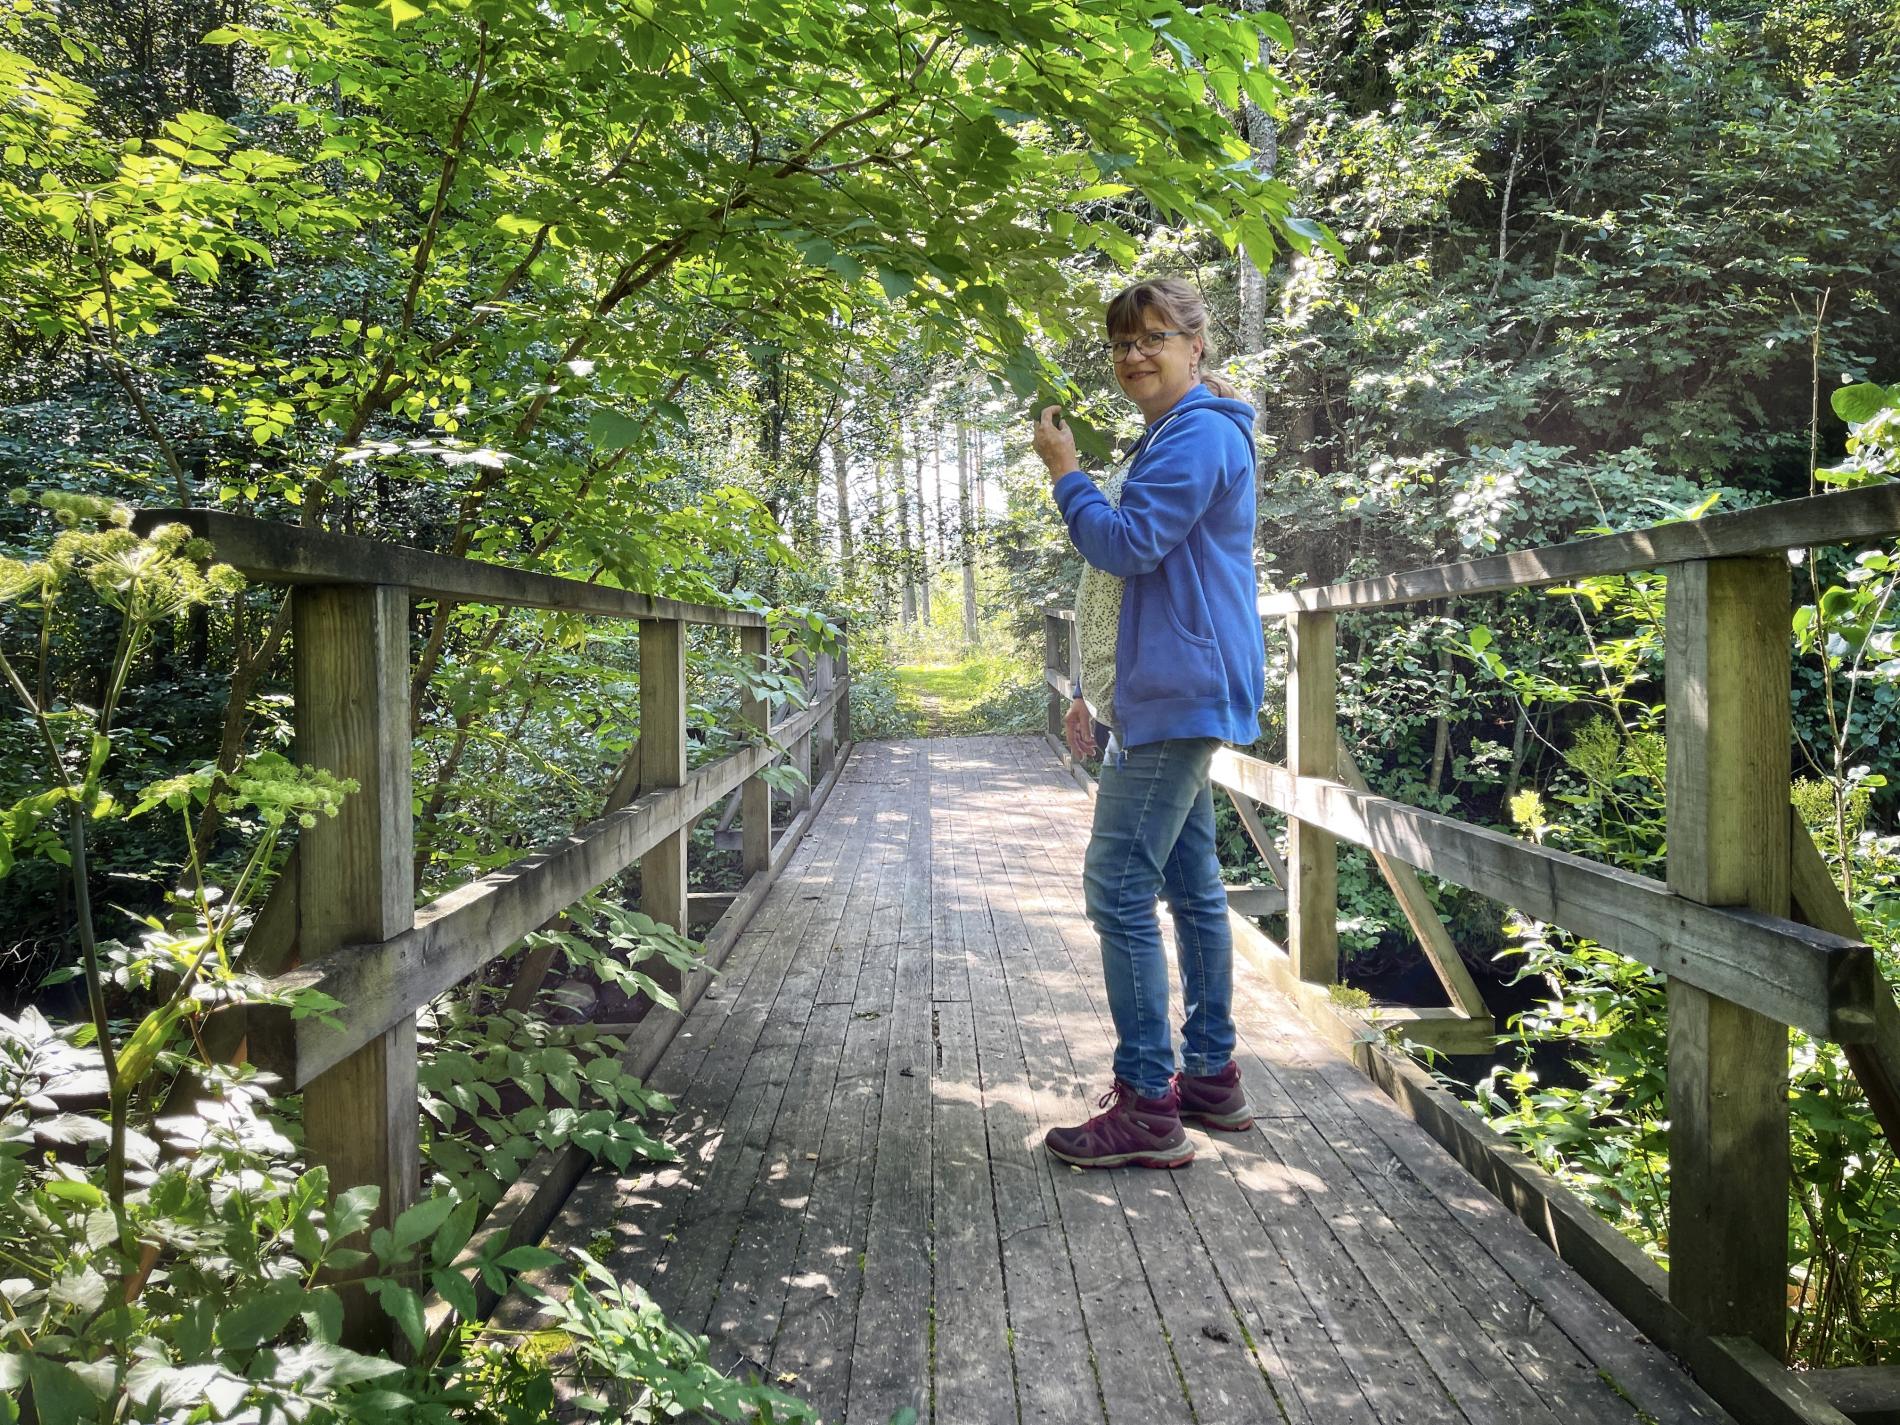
1082, 737, 1236, 1099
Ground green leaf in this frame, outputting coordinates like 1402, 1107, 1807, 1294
377, 1281, 427, 1353
588, 408, 645, 450
41, 1179, 106, 1209
390, 1193, 456, 1254
331, 1184, 380, 1241
495, 1244, 561, 1272
217, 1279, 309, 1350
25, 1355, 98, 1419
1832, 382, 1892, 426
431, 1197, 479, 1266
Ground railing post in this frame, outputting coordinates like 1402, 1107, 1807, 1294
1044, 612, 1065, 741
1664, 557, 1791, 1358
1286, 610, 1338, 984
1067, 616, 1082, 700
740, 623, 771, 878
813, 647, 836, 780
791, 646, 813, 815
834, 621, 850, 749
640, 616, 689, 993
293, 584, 415, 1350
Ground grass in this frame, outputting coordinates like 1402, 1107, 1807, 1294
893, 654, 1032, 735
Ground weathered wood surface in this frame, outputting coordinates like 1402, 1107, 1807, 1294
135, 507, 764, 627
247, 685, 847, 1086
502, 736, 1731, 1424
1287, 610, 1339, 985
1257, 482, 1900, 615
292, 585, 416, 1352
1210, 747, 1876, 1042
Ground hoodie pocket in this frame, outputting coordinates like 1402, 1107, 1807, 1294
1120, 581, 1223, 706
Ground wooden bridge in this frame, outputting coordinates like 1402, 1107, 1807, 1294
156, 482, 1900, 1425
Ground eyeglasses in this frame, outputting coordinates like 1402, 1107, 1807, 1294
1101, 330, 1186, 362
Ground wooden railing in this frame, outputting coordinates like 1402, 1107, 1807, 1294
138, 509, 850, 1345
1044, 481, 1900, 1421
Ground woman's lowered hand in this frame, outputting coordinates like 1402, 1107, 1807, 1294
1065, 695, 1097, 761
1034, 405, 1079, 480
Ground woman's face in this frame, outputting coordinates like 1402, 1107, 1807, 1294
1110, 309, 1203, 421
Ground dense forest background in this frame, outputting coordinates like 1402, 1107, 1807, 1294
4, 0, 1900, 1413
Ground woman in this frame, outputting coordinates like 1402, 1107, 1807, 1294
1031, 278, 1264, 1169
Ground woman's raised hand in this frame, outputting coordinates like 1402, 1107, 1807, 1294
1034, 405, 1079, 480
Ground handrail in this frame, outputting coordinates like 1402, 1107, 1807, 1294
246, 692, 846, 1086
1207, 747, 1874, 1042
1040, 479, 1900, 1398
134, 507, 765, 628
164, 508, 847, 1350
1256, 482, 1900, 616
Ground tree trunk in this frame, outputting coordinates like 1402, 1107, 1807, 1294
1235, 36, 1277, 369
868, 446, 892, 619
832, 440, 854, 585
958, 413, 978, 648
915, 426, 933, 623
894, 424, 916, 626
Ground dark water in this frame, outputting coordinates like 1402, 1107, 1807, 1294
1342, 938, 1589, 1093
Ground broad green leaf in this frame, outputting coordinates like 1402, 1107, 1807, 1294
1833, 382, 1892, 426
390, 1193, 457, 1254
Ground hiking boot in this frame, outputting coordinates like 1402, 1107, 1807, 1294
1173, 1062, 1254, 1132
1044, 1080, 1194, 1169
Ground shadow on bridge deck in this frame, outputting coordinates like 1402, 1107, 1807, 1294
502, 735, 1729, 1425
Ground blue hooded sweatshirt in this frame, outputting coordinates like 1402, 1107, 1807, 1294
1053, 385, 1264, 749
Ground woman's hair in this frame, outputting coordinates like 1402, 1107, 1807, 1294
1104, 277, 1238, 398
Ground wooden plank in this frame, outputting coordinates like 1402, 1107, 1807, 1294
1362, 1006, 1498, 1057
248, 689, 846, 1085
701, 1000, 852, 1377
1250, 1025, 1648, 1425
1224, 885, 1286, 916
740, 625, 771, 877
291, 584, 416, 1352
977, 804, 1190, 1424
843, 744, 935, 1425
790, 649, 814, 816
602, 812, 855, 1308
1257, 483, 1900, 616
1809, 1366, 1900, 1425
1209, 749, 1876, 1043
1790, 814, 1900, 1146
950, 738, 1102, 1425
1165, 1117, 1382, 1425
1045, 616, 1067, 739
765, 989, 890, 1419
1664, 558, 1790, 1358
931, 998, 1016, 1425
1287, 610, 1338, 985
135, 507, 763, 628
1253, 1093, 1573, 1425
1262, 1012, 1734, 1425
1336, 737, 1489, 1018
638, 617, 688, 1008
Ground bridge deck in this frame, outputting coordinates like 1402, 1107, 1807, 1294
516, 736, 1731, 1424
